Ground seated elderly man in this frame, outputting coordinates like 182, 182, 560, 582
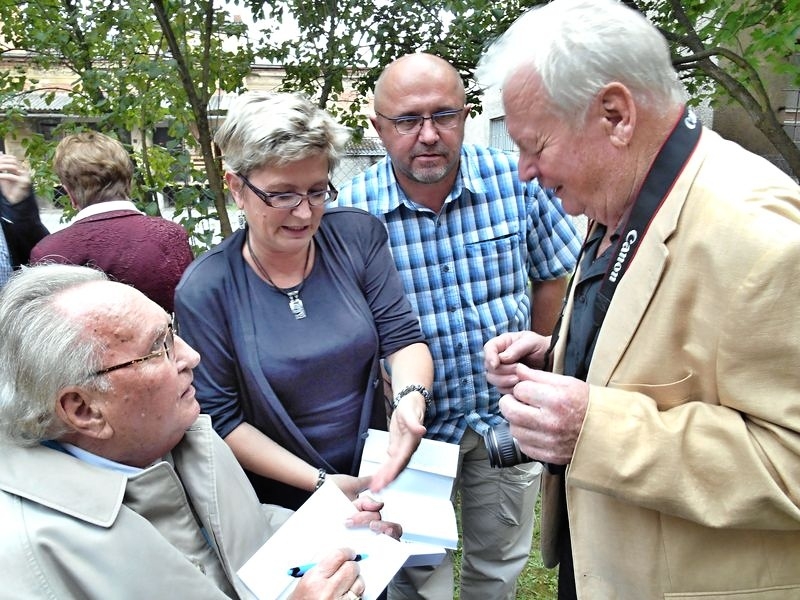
0, 263, 391, 599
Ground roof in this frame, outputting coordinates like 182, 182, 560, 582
0, 90, 73, 114
346, 137, 384, 156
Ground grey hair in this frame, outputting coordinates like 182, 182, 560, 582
0, 264, 110, 446
476, 0, 687, 126
214, 91, 351, 175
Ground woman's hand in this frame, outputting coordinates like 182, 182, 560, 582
368, 399, 426, 492
328, 474, 370, 501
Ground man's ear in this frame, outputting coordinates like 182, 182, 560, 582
56, 387, 114, 440
370, 115, 385, 138
597, 82, 636, 147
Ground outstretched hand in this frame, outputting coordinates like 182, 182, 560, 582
328, 474, 371, 501
347, 493, 403, 540
368, 400, 426, 492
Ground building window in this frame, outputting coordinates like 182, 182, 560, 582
489, 117, 517, 152
783, 50, 800, 148
153, 125, 176, 149
784, 87, 800, 147
36, 119, 60, 140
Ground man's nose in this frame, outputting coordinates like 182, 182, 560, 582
417, 118, 441, 144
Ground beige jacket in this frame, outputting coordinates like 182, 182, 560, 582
545, 129, 800, 599
0, 415, 290, 599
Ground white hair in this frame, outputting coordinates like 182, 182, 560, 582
476, 0, 687, 126
0, 264, 111, 445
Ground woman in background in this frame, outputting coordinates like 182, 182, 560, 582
175, 92, 433, 509
30, 131, 193, 312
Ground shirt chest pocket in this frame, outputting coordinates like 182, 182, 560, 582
463, 224, 525, 302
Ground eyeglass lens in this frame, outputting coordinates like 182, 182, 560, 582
239, 174, 338, 209
389, 109, 464, 134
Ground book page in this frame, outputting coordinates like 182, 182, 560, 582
238, 481, 411, 600
358, 429, 460, 550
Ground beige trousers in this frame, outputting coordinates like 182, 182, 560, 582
389, 428, 542, 600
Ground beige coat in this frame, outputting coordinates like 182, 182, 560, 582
0, 415, 291, 599
544, 129, 800, 599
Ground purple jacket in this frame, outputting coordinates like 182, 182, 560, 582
30, 209, 193, 312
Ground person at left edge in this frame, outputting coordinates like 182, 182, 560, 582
175, 91, 433, 509
0, 152, 48, 287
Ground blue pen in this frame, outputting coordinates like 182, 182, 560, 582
287, 553, 368, 578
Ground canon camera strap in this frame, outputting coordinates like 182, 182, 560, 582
545, 107, 702, 371
593, 107, 702, 326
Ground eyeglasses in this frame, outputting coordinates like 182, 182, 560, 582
94, 322, 176, 376
375, 108, 466, 135
237, 174, 338, 209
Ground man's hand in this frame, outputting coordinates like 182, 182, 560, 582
0, 155, 32, 205
289, 548, 366, 600
499, 364, 589, 465
368, 399, 426, 492
347, 494, 403, 539
484, 331, 551, 393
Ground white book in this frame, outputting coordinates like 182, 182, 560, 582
237, 481, 411, 600
358, 428, 460, 564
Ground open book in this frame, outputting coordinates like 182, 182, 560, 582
237, 481, 411, 600
358, 428, 460, 565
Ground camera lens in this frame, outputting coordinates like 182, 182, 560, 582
484, 420, 534, 468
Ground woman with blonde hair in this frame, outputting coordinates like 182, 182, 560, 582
175, 92, 433, 509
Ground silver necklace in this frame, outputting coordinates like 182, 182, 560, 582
246, 233, 312, 320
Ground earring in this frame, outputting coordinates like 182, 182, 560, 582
238, 211, 247, 229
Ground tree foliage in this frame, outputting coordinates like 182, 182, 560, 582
246, 0, 540, 127
631, 0, 800, 179
0, 0, 254, 249
0, 0, 797, 251
247, 0, 799, 179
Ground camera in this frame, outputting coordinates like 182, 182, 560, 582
484, 420, 535, 468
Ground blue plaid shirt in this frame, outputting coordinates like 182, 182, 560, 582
336, 144, 580, 443
0, 228, 12, 287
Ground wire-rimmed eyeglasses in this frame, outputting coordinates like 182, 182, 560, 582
375, 108, 466, 135
94, 322, 176, 376
238, 174, 338, 209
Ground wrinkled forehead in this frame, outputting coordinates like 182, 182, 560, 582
54, 281, 163, 342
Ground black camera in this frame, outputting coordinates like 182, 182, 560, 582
484, 420, 535, 468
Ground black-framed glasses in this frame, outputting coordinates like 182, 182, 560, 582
375, 108, 466, 135
94, 322, 176, 376
237, 173, 338, 209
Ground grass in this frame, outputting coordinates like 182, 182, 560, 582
452, 493, 558, 599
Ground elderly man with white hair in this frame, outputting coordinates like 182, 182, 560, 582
0, 263, 396, 600
480, 0, 800, 598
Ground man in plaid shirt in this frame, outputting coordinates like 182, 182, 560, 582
336, 53, 580, 600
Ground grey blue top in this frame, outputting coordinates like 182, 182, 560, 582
175, 207, 425, 509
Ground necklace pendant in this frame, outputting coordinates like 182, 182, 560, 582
287, 290, 307, 320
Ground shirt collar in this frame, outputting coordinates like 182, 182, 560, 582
60, 442, 145, 476
75, 199, 143, 221
376, 144, 488, 215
